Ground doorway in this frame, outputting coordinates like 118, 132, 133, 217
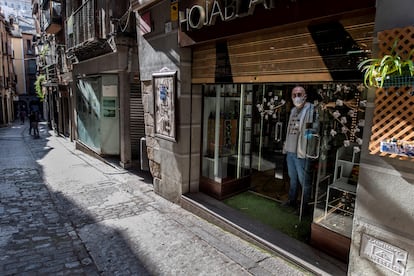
248, 84, 290, 202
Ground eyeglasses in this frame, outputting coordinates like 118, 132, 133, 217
292, 93, 305, 97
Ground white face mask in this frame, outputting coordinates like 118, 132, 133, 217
293, 96, 305, 107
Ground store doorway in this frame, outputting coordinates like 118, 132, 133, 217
248, 84, 290, 203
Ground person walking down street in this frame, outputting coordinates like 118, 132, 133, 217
33, 111, 40, 138
282, 85, 319, 216
19, 110, 26, 124
29, 111, 35, 135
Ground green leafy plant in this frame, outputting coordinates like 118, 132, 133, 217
35, 74, 46, 101
39, 44, 49, 58
358, 40, 414, 88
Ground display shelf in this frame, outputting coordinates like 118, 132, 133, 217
241, 94, 253, 170
315, 210, 354, 238
322, 146, 359, 238
329, 178, 357, 194
201, 84, 252, 198
325, 177, 357, 217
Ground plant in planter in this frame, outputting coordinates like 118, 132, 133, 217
35, 74, 46, 101
358, 40, 414, 88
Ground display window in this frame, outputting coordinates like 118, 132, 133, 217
200, 82, 367, 245
202, 84, 250, 183
312, 83, 366, 240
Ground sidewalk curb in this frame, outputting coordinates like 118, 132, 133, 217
181, 193, 347, 276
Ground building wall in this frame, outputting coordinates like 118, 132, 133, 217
0, 14, 14, 125
22, 32, 35, 96
11, 37, 25, 95
1, 20, 6, 123
0, 0, 31, 11
136, 0, 198, 203
348, 0, 414, 275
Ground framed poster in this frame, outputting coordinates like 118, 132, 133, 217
153, 71, 177, 141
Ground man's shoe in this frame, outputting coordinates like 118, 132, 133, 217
281, 200, 296, 208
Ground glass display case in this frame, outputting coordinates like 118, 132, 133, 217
200, 84, 252, 198
200, 83, 288, 199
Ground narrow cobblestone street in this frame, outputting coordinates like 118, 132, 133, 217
0, 121, 310, 275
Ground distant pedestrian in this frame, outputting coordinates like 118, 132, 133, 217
33, 112, 40, 138
29, 111, 35, 135
20, 110, 26, 124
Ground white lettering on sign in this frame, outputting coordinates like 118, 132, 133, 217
224, 0, 236, 20
209, 0, 224, 25
360, 233, 408, 276
180, 0, 274, 31
187, 5, 205, 29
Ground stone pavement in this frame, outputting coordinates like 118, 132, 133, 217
0, 121, 312, 275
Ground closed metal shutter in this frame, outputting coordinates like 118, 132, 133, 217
192, 12, 374, 84
130, 83, 145, 159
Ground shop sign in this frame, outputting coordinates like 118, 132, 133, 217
360, 233, 408, 275
180, 0, 274, 31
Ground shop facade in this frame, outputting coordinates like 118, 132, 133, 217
186, 0, 375, 264
72, 55, 137, 165
134, 0, 414, 274
64, 0, 143, 168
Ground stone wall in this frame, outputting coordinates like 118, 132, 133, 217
141, 80, 161, 181
136, 1, 198, 203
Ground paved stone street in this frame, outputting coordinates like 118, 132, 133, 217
0, 121, 311, 275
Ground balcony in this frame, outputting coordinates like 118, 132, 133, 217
42, 0, 63, 35
66, 0, 95, 49
66, 0, 131, 61
44, 64, 58, 86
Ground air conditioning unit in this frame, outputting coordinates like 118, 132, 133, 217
140, 137, 149, 171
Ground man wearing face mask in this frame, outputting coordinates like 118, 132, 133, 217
282, 85, 318, 216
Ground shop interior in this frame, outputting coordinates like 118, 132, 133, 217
200, 82, 366, 248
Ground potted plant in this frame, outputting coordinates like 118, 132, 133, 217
358, 40, 414, 88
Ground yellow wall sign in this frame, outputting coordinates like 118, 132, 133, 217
171, 2, 178, 21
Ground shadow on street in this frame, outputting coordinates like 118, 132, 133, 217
0, 120, 150, 275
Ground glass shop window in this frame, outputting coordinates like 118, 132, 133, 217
312, 83, 367, 238
201, 84, 251, 183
